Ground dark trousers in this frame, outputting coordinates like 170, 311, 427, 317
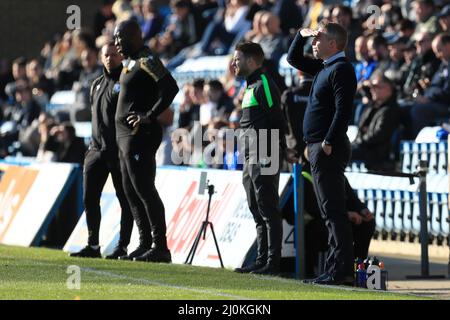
83, 149, 133, 247
307, 139, 354, 279
243, 160, 282, 267
352, 219, 376, 260
117, 130, 168, 251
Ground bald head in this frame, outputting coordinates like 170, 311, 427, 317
113, 19, 144, 58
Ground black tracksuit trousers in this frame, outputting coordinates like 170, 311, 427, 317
243, 160, 282, 267
83, 149, 133, 247
117, 129, 168, 251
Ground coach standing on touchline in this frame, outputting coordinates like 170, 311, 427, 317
287, 20, 357, 285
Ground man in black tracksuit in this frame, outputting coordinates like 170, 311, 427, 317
232, 42, 298, 275
69, 42, 134, 259
287, 21, 358, 285
114, 19, 179, 263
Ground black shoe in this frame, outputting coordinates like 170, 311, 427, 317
105, 246, 127, 260
234, 262, 266, 274
69, 246, 101, 258
313, 274, 354, 286
303, 273, 329, 284
250, 263, 279, 276
133, 248, 172, 263
118, 246, 150, 260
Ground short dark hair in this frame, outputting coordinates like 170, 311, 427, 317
333, 5, 352, 18
207, 79, 224, 92
13, 57, 27, 67
318, 20, 348, 51
436, 33, 450, 45
235, 41, 265, 66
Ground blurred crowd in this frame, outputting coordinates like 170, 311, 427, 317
1, 0, 450, 172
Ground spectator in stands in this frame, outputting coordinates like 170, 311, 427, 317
44, 121, 86, 164
410, 33, 450, 137
93, 0, 115, 38
437, 4, 450, 32
71, 47, 103, 122
36, 112, 58, 162
131, 0, 145, 27
112, 0, 134, 22
366, 34, 391, 75
384, 35, 408, 86
256, 12, 286, 67
402, 32, 440, 101
197, 0, 251, 56
352, 74, 400, 170
203, 79, 235, 122
271, 0, 302, 36
4, 57, 27, 103
354, 36, 377, 84
412, 0, 441, 37
141, 0, 163, 41
244, 10, 266, 42
164, 0, 201, 57
26, 59, 54, 109
0, 59, 13, 104
178, 79, 204, 129
1, 80, 41, 156
246, 0, 273, 22
396, 18, 415, 39
331, 5, 361, 63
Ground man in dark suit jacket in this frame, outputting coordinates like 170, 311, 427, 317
287, 20, 357, 285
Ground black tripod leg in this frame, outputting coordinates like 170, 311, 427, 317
185, 222, 207, 264
208, 222, 224, 268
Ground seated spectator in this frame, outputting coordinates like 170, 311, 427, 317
70, 47, 102, 122
177, 79, 204, 129
244, 10, 266, 42
198, 0, 250, 55
1, 80, 41, 156
412, 0, 441, 38
402, 31, 440, 101
384, 35, 408, 86
43, 121, 86, 164
199, 83, 227, 127
366, 34, 391, 75
331, 4, 362, 63
26, 59, 54, 109
141, 0, 163, 41
352, 74, 400, 170
256, 12, 286, 68
271, 0, 302, 36
354, 35, 377, 84
438, 4, 450, 32
410, 33, 450, 137
4, 57, 28, 104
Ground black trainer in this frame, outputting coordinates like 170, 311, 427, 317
118, 245, 150, 261
133, 248, 172, 263
234, 262, 266, 274
250, 263, 279, 276
69, 246, 101, 258
105, 246, 127, 260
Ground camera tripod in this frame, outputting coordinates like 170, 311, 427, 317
185, 181, 224, 268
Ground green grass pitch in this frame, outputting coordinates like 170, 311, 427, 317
0, 245, 427, 300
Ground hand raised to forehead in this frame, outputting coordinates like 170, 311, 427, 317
299, 28, 320, 38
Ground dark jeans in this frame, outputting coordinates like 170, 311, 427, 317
307, 139, 354, 279
83, 149, 133, 247
118, 128, 168, 251
242, 160, 282, 267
